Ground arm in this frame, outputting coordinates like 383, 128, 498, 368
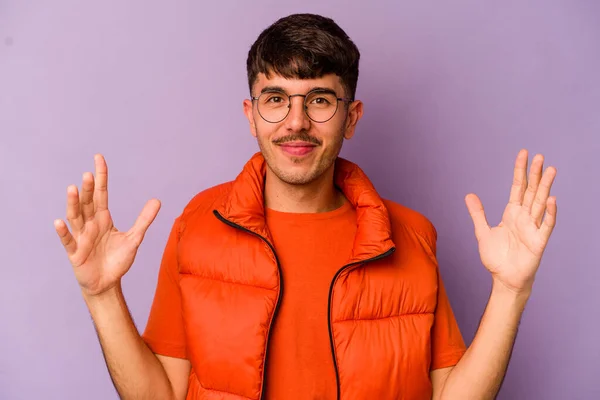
432, 149, 557, 399
54, 154, 190, 399
432, 282, 528, 399
84, 285, 190, 400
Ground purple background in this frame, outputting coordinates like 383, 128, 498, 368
1, 1, 598, 399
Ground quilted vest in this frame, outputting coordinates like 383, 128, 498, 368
176, 153, 440, 400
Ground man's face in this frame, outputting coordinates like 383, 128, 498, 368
243, 73, 363, 186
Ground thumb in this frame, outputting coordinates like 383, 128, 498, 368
128, 199, 161, 246
465, 193, 490, 242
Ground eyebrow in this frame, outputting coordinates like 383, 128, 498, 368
260, 85, 337, 95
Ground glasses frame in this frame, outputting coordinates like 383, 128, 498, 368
251, 89, 354, 123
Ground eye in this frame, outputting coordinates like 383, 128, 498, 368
312, 97, 330, 105
267, 96, 284, 103
307, 92, 336, 106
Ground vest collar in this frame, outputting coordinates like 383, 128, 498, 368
216, 152, 395, 262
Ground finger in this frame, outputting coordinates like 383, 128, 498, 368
531, 166, 557, 225
127, 199, 161, 246
54, 219, 77, 255
66, 185, 84, 233
93, 154, 109, 213
465, 193, 490, 242
539, 196, 557, 243
523, 154, 544, 212
508, 149, 529, 205
80, 172, 95, 222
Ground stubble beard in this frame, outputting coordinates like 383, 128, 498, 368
256, 128, 345, 186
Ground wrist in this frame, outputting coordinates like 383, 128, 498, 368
491, 278, 531, 308
82, 283, 123, 306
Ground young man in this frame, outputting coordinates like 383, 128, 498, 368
54, 13, 557, 400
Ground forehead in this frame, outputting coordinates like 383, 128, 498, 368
253, 73, 344, 94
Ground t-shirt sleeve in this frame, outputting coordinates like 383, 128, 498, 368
430, 270, 467, 370
142, 218, 187, 359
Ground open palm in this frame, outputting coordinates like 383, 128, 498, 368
54, 155, 161, 296
465, 150, 558, 294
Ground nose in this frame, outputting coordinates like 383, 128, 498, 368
284, 95, 311, 132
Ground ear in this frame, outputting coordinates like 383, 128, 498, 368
243, 99, 258, 137
343, 100, 363, 140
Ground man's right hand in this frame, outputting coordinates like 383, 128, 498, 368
54, 154, 161, 297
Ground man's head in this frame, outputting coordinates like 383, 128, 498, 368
243, 13, 363, 186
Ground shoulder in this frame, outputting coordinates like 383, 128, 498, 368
382, 199, 437, 249
177, 181, 234, 224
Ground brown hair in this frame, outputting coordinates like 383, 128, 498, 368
246, 13, 360, 99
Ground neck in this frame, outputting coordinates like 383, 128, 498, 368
264, 166, 345, 213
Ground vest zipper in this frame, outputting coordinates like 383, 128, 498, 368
213, 210, 283, 400
327, 247, 396, 400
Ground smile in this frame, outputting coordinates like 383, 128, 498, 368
277, 142, 317, 156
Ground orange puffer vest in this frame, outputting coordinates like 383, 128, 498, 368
177, 153, 440, 400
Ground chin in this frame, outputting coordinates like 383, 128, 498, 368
259, 141, 337, 186
279, 173, 317, 186
270, 164, 317, 185
269, 157, 337, 186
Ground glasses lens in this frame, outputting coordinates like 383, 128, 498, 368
257, 91, 290, 123
305, 91, 338, 122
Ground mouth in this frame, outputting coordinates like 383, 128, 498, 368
277, 141, 318, 156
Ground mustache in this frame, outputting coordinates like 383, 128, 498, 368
272, 132, 322, 146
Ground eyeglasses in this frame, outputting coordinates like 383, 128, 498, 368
251, 89, 353, 123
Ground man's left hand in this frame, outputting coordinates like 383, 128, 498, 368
465, 149, 558, 295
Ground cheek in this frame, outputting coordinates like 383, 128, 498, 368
320, 121, 346, 143
254, 122, 279, 141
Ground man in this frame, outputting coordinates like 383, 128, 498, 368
54, 13, 557, 400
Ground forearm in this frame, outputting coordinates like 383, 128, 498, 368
439, 281, 530, 400
84, 284, 177, 400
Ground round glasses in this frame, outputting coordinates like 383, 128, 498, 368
251, 89, 353, 123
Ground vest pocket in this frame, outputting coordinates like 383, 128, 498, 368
178, 273, 277, 400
